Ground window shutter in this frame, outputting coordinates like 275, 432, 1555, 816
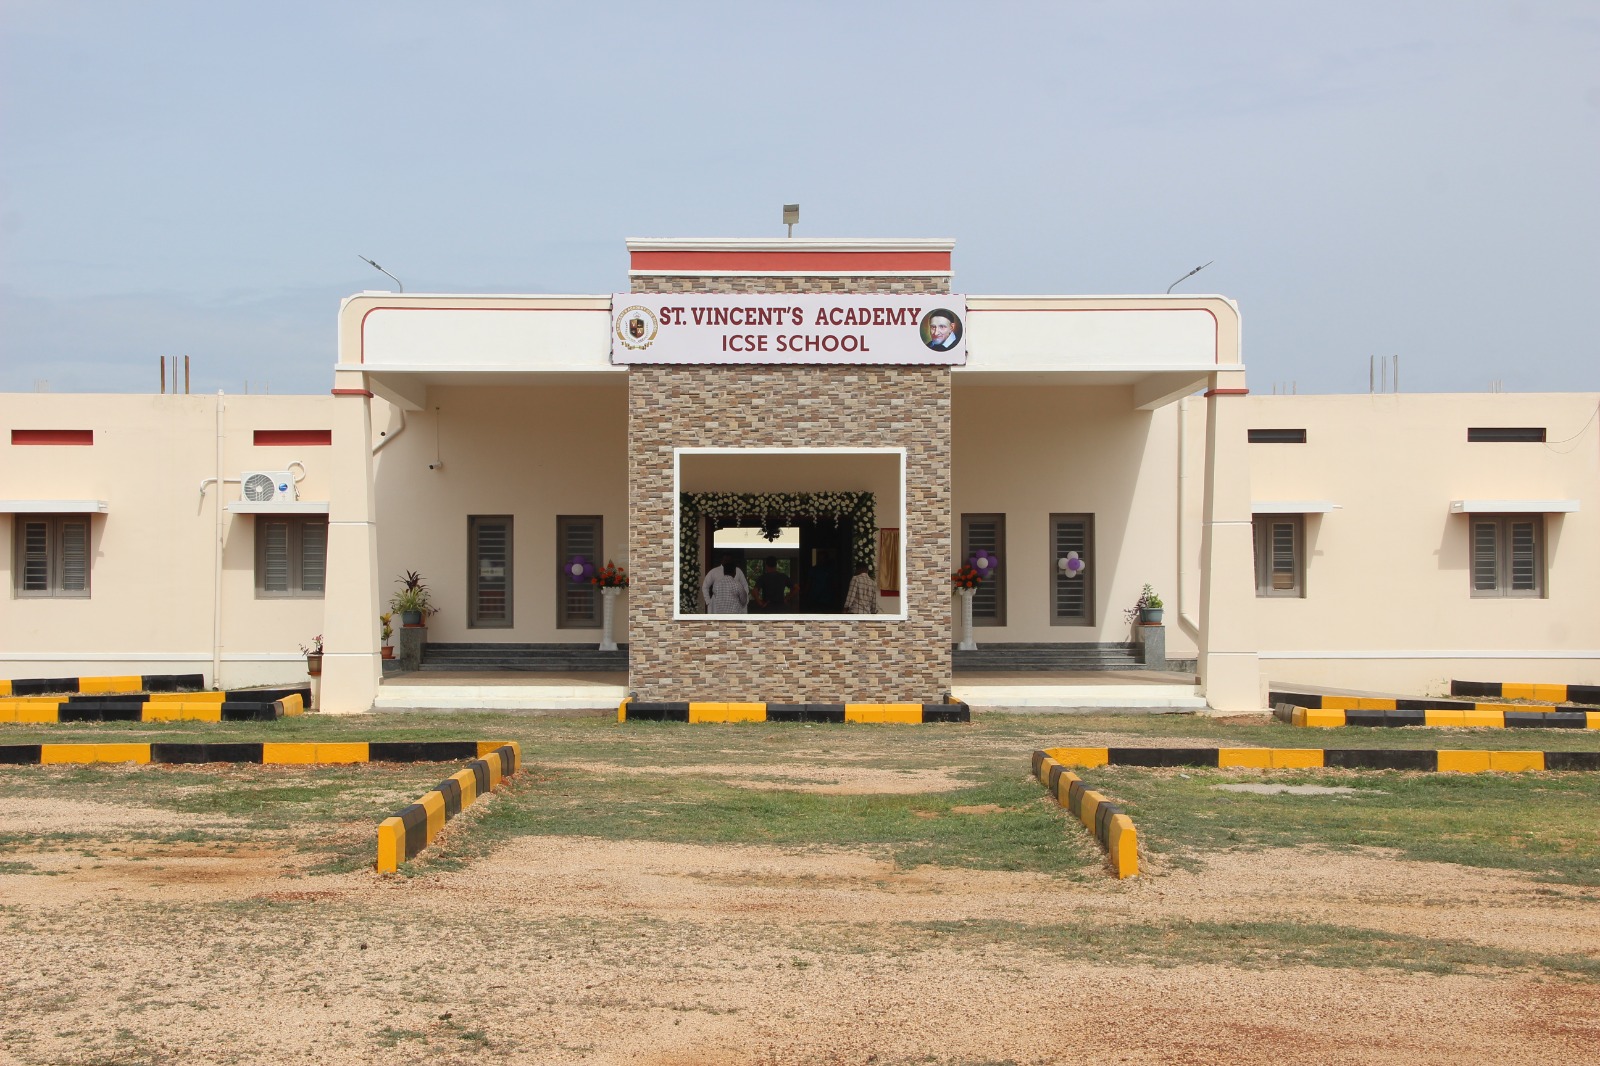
262, 521, 290, 592
1270, 522, 1296, 591
961, 515, 1005, 625
471, 517, 512, 626
1051, 515, 1093, 624
1509, 520, 1537, 592
21, 520, 49, 591
300, 520, 327, 593
1471, 521, 1499, 592
558, 516, 602, 627
59, 520, 88, 592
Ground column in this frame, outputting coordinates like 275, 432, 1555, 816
319, 381, 382, 713
1196, 371, 1262, 711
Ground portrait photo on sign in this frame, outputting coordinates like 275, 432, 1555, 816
921, 308, 963, 351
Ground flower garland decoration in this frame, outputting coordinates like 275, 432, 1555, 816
678, 491, 876, 612
590, 561, 629, 588
565, 555, 596, 584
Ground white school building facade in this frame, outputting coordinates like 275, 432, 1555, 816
3, 238, 1596, 711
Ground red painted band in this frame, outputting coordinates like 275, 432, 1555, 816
629, 250, 951, 272
253, 429, 333, 446
12, 429, 93, 445
1205, 388, 1250, 397
331, 389, 374, 397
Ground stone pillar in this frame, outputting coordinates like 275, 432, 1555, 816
1196, 373, 1262, 711
319, 382, 383, 713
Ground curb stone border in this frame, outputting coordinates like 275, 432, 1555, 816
1031, 750, 1138, 878
376, 743, 521, 873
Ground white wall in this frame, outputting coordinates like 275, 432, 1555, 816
371, 382, 629, 643
1215, 392, 1600, 693
1, 393, 339, 687
952, 383, 1197, 654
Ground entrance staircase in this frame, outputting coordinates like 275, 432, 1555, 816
419, 642, 628, 673
954, 642, 1146, 671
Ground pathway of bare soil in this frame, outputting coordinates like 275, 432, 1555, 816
3, 783, 1598, 1064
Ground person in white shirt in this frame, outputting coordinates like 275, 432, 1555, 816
702, 553, 750, 614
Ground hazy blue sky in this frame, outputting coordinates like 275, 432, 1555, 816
2, 1, 1596, 395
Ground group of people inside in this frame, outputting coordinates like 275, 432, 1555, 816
701, 552, 878, 615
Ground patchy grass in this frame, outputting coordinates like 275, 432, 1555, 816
5, 709, 1600, 885
1088, 765, 1600, 885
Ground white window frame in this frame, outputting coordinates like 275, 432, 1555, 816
1470, 515, 1544, 598
1252, 514, 1304, 598
254, 516, 328, 599
14, 514, 92, 598
672, 447, 908, 622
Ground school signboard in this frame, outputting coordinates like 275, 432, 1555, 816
611, 294, 967, 365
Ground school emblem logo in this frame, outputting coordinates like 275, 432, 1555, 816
615, 305, 659, 350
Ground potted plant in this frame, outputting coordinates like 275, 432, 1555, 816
1125, 584, 1164, 625
300, 634, 324, 677
379, 612, 394, 659
390, 570, 434, 626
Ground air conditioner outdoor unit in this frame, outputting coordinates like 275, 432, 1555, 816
240, 470, 298, 506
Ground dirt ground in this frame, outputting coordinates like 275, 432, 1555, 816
3, 768, 1598, 1064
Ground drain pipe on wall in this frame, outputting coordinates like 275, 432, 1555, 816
212, 391, 225, 688
372, 406, 406, 455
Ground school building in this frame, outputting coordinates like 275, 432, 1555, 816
3, 237, 1595, 711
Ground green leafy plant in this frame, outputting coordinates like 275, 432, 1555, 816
1124, 584, 1163, 623
389, 571, 435, 617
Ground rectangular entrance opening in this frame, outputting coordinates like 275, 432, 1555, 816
674, 448, 906, 621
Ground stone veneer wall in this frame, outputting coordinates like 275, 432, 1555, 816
625, 269, 953, 703
627, 365, 951, 703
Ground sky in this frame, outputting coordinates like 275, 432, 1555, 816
2, 1, 1597, 396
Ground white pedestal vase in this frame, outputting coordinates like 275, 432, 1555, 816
957, 587, 978, 651
599, 587, 622, 652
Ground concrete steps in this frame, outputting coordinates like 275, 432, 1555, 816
420, 642, 628, 673
953, 642, 1145, 671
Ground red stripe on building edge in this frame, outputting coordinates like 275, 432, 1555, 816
253, 429, 333, 446
331, 389, 374, 397
12, 429, 94, 445
1204, 388, 1250, 397
629, 250, 952, 273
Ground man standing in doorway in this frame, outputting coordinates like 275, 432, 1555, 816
844, 562, 879, 614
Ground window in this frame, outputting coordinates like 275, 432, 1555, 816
1467, 427, 1545, 443
1470, 516, 1543, 597
1248, 428, 1307, 444
1050, 514, 1095, 625
1253, 515, 1303, 597
557, 515, 602, 628
255, 516, 327, 597
468, 516, 513, 628
14, 515, 91, 597
960, 513, 1006, 626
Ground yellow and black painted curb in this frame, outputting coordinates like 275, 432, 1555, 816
1031, 750, 1138, 878
617, 698, 970, 724
376, 743, 521, 873
1270, 696, 1600, 730
0, 738, 515, 767
0, 689, 308, 724
1451, 680, 1600, 705
0, 673, 207, 698
1042, 745, 1600, 773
